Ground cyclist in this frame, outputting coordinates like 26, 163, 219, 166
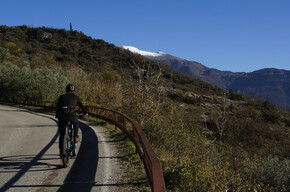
56, 84, 88, 157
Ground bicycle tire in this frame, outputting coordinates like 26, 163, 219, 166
70, 124, 77, 157
72, 142, 77, 157
62, 131, 70, 167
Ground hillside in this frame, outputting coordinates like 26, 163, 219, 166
0, 25, 289, 192
140, 51, 290, 107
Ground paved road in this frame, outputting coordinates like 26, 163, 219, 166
0, 104, 124, 192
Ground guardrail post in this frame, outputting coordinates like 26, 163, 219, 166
115, 113, 118, 131
123, 117, 127, 130
152, 161, 167, 192
133, 127, 139, 154
96, 108, 99, 115
106, 111, 109, 125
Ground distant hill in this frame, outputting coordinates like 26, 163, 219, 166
121, 46, 290, 107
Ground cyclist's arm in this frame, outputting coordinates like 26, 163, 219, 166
55, 96, 62, 118
77, 97, 88, 116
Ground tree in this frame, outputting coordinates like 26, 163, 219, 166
210, 103, 228, 141
121, 60, 164, 126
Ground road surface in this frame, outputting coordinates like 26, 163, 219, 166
0, 104, 126, 192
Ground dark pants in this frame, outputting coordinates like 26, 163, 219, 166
58, 114, 79, 152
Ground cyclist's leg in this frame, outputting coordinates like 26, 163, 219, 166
70, 115, 79, 138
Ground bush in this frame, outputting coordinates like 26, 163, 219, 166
228, 89, 246, 101
143, 110, 247, 192
102, 70, 121, 83
5, 42, 22, 55
242, 155, 289, 191
0, 63, 92, 102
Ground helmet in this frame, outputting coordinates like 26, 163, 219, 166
66, 84, 75, 92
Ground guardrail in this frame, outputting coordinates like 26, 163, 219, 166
1, 100, 167, 192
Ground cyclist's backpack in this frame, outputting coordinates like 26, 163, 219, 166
61, 105, 74, 115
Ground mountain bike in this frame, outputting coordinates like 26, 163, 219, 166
61, 121, 78, 168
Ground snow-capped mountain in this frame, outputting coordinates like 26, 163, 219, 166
120, 46, 166, 57
120, 45, 290, 107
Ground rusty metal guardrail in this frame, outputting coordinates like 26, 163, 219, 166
1, 100, 167, 192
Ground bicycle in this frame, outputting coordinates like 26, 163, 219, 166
61, 121, 78, 168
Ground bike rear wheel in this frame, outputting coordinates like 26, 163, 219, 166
70, 124, 78, 157
61, 131, 70, 167
72, 147, 77, 157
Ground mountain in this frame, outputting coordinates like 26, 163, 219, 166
121, 46, 290, 107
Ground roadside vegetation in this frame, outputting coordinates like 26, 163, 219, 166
0, 25, 289, 192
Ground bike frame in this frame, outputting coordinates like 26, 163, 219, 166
62, 121, 77, 167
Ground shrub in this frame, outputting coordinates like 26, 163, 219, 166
228, 88, 246, 101
0, 63, 89, 102
5, 42, 22, 55
242, 155, 289, 191
102, 70, 121, 83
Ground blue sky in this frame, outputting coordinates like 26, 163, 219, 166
1, 0, 290, 72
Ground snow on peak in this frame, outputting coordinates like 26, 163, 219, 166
120, 46, 166, 57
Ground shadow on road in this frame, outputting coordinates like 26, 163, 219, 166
0, 118, 59, 191
57, 122, 99, 192
0, 154, 62, 173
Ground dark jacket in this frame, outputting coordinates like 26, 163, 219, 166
56, 93, 87, 118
